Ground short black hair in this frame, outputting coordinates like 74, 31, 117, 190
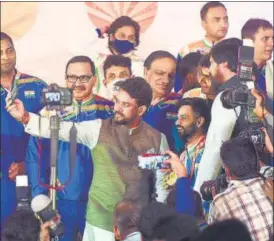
114, 199, 142, 237
138, 202, 199, 241
108, 16, 141, 47
0, 32, 14, 47
198, 54, 211, 68
144, 50, 176, 69
103, 55, 132, 78
194, 219, 252, 241
241, 18, 273, 40
177, 98, 211, 134
65, 55, 95, 75
115, 77, 152, 109
1, 210, 40, 241
178, 52, 203, 80
210, 38, 242, 73
220, 136, 258, 179
200, 2, 227, 21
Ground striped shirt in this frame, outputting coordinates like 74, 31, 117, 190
208, 177, 273, 241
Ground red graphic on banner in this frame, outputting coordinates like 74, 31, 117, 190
85, 2, 158, 32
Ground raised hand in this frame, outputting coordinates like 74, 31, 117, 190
6, 98, 26, 122
162, 150, 188, 178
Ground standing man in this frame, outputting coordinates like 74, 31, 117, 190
143, 50, 182, 151
175, 1, 229, 92
241, 18, 273, 114
0, 32, 47, 224
7, 77, 169, 241
26, 56, 114, 241
99, 55, 132, 100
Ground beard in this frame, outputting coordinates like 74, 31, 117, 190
177, 124, 197, 141
113, 111, 130, 125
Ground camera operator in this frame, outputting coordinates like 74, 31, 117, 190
241, 18, 273, 115
208, 136, 273, 241
193, 38, 272, 193
1, 209, 51, 241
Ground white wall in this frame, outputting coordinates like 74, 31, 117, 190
2, 2, 273, 86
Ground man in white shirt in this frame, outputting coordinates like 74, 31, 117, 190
193, 39, 265, 193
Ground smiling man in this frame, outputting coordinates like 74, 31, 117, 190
6, 77, 170, 241
143, 50, 182, 151
25, 55, 114, 241
0, 32, 47, 225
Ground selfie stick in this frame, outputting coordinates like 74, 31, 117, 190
49, 113, 60, 211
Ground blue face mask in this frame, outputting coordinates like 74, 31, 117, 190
112, 39, 135, 54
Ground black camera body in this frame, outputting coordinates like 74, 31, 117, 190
31, 194, 64, 239
42, 83, 72, 109
221, 41, 256, 109
221, 84, 256, 109
200, 174, 228, 201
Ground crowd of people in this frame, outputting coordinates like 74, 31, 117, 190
1, 2, 273, 241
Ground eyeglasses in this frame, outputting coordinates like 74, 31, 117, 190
66, 75, 93, 83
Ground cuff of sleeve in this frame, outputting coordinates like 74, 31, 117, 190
24, 112, 39, 132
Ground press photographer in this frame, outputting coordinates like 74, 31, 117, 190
2, 175, 64, 241
193, 38, 273, 193
207, 136, 273, 241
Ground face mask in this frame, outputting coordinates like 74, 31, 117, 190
106, 78, 126, 99
112, 38, 135, 54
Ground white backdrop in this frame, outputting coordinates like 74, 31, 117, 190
1, 2, 273, 86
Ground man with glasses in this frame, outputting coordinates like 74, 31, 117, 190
143, 50, 182, 151
7, 77, 169, 241
26, 56, 113, 241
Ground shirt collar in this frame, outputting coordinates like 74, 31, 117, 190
1, 69, 21, 92
203, 36, 225, 48
72, 95, 95, 107
228, 176, 262, 188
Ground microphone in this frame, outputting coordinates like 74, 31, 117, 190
31, 194, 64, 239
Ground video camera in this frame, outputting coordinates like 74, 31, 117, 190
221, 39, 256, 109
42, 83, 72, 110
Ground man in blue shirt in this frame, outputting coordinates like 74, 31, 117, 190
26, 56, 113, 241
241, 18, 274, 114
1, 32, 47, 224
143, 51, 182, 151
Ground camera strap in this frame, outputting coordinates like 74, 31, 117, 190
37, 119, 77, 191
69, 123, 77, 180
